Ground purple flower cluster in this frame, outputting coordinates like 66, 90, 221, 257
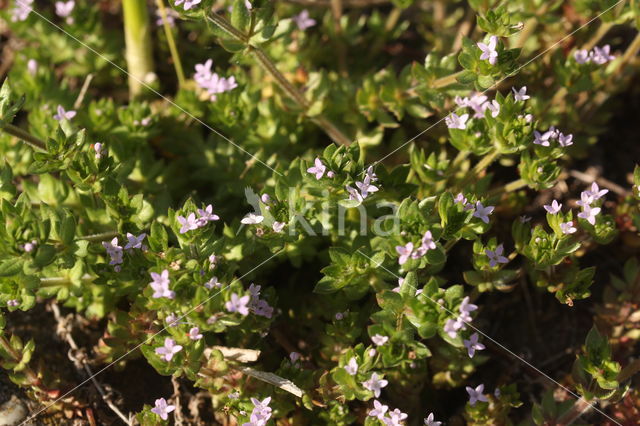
247, 283, 274, 318
443, 296, 479, 341
150, 270, 175, 299
55, 1, 75, 24
151, 397, 176, 420
243, 397, 272, 426
367, 399, 408, 426
177, 204, 220, 234
155, 337, 183, 362
292, 10, 316, 30
11, 0, 33, 22
346, 166, 379, 203
533, 125, 573, 147
447, 91, 505, 130
574, 45, 616, 65
576, 182, 607, 225
395, 230, 437, 265
193, 60, 238, 101
102, 237, 124, 269
362, 372, 388, 398
174, 0, 201, 11
477, 35, 498, 65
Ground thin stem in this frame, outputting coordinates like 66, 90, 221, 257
617, 358, 640, 383
3, 123, 47, 151
40, 274, 95, 287
513, 3, 550, 49
556, 397, 594, 426
206, 13, 352, 145
583, 22, 614, 52
617, 30, 640, 71
0, 334, 42, 390
487, 178, 527, 197
457, 150, 499, 190
432, 71, 464, 89
122, 0, 156, 98
78, 231, 119, 242
156, 0, 186, 87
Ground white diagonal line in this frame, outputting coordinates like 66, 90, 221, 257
21, 248, 284, 424
16, 0, 282, 177
368, 0, 625, 168
356, 249, 622, 426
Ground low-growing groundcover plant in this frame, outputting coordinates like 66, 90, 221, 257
1, 0, 640, 424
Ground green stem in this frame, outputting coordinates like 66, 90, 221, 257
122, 0, 156, 99
556, 397, 594, 426
40, 274, 95, 287
0, 334, 42, 389
206, 13, 352, 146
156, 0, 185, 87
458, 150, 499, 190
78, 231, 119, 242
487, 178, 527, 197
432, 71, 464, 89
3, 124, 46, 151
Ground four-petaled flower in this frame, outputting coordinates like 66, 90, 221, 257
197, 205, 220, 226
386, 408, 408, 426
174, 0, 202, 11
55, 1, 75, 23
424, 413, 442, 426
544, 200, 562, 215
533, 130, 552, 146
584, 182, 608, 200
177, 213, 199, 234
151, 397, 176, 420
395, 242, 414, 265
444, 318, 464, 338
466, 384, 489, 406
485, 244, 509, 267
124, 232, 146, 250
346, 185, 364, 203
356, 175, 379, 198
459, 296, 478, 322
345, 357, 358, 375
241, 213, 264, 225
362, 372, 388, 398
368, 400, 388, 420
485, 99, 500, 118
53, 105, 76, 121
155, 338, 183, 362
463, 332, 485, 358
188, 327, 203, 340
560, 221, 577, 234
445, 112, 469, 129
371, 334, 389, 346
578, 204, 601, 225
558, 132, 573, 147
478, 35, 498, 65
591, 45, 616, 64
512, 86, 530, 102
6, 299, 19, 307
272, 221, 285, 233
307, 157, 327, 179
102, 237, 123, 266
204, 276, 221, 289
225, 293, 251, 316
293, 10, 316, 30
472, 201, 494, 224
150, 270, 175, 299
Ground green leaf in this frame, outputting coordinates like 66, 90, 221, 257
0, 258, 24, 277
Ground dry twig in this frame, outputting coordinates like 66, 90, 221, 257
50, 303, 132, 425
